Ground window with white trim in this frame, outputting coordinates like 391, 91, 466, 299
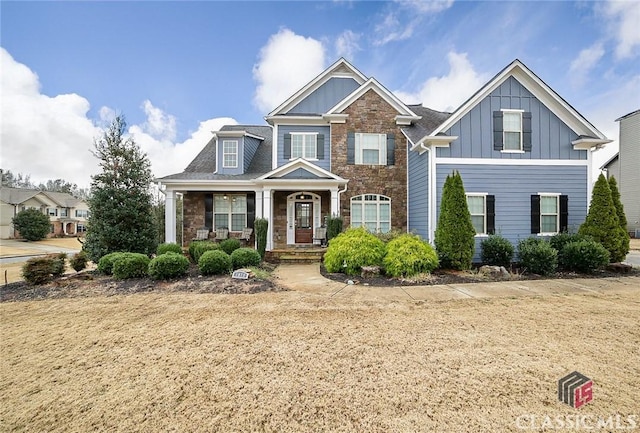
47, 208, 58, 217
540, 194, 559, 234
350, 194, 391, 233
290, 133, 317, 159
60, 208, 68, 217
466, 194, 486, 235
75, 209, 89, 218
77, 224, 87, 233
213, 194, 247, 231
222, 140, 238, 168
355, 133, 387, 165
502, 110, 523, 151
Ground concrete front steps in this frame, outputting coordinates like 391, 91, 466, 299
265, 247, 326, 263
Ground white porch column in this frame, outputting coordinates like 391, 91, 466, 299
330, 188, 339, 217
255, 189, 264, 219
262, 189, 273, 251
165, 189, 177, 244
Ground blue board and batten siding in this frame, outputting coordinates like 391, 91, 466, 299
437, 77, 587, 161
277, 125, 331, 171
436, 164, 588, 261
243, 136, 260, 171
288, 77, 360, 115
407, 149, 429, 240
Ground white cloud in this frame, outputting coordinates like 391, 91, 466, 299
599, 0, 640, 59
252, 28, 326, 113
569, 42, 605, 88
335, 30, 361, 61
0, 48, 236, 188
374, 0, 453, 45
394, 52, 489, 112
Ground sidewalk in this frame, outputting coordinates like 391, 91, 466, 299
274, 263, 640, 303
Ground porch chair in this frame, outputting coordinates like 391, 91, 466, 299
239, 227, 253, 245
192, 228, 209, 241
313, 227, 327, 246
214, 228, 229, 242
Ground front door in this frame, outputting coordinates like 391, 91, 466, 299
295, 202, 313, 244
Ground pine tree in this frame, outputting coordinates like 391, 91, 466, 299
578, 173, 626, 263
82, 116, 158, 262
434, 171, 476, 270
608, 175, 630, 259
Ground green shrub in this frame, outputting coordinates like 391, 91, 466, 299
21, 255, 66, 285
157, 243, 183, 256
97, 252, 124, 275
549, 232, 591, 254
198, 250, 232, 275
609, 176, 630, 260
191, 241, 219, 264
324, 227, 386, 275
70, 251, 89, 272
434, 171, 476, 270
518, 238, 557, 276
383, 234, 438, 278
480, 235, 514, 267
219, 238, 241, 255
230, 248, 261, 269
326, 215, 343, 242
112, 253, 150, 279
188, 241, 203, 262
12, 208, 51, 241
148, 252, 190, 279
559, 240, 609, 273
373, 228, 404, 243
255, 218, 268, 259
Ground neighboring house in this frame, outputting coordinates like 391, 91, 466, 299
159, 58, 611, 259
602, 109, 640, 236
0, 187, 90, 239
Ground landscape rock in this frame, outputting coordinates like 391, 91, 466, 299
361, 266, 381, 279
479, 265, 511, 279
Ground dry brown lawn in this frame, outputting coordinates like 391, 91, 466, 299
1, 290, 639, 432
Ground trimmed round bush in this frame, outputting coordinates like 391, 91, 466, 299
191, 241, 219, 264
481, 234, 514, 267
383, 234, 438, 278
97, 252, 124, 275
324, 227, 386, 275
112, 253, 150, 279
560, 240, 610, 273
148, 252, 190, 279
157, 243, 183, 256
70, 251, 88, 272
518, 238, 557, 276
230, 247, 261, 269
22, 255, 66, 285
549, 232, 592, 254
199, 250, 232, 275
219, 238, 241, 255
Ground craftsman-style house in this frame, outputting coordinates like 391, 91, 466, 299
158, 58, 610, 257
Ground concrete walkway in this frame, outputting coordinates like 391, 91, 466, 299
274, 263, 640, 302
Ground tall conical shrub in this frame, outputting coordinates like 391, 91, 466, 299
578, 173, 627, 262
434, 171, 476, 270
608, 176, 630, 259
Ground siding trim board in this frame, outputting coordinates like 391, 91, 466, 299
436, 158, 588, 166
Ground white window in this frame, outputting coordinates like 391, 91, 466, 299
355, 133, 386, 165
213, 194, 247, 231
502, 110, 523, 151
75, 209, 89, 218
466, 194, 486, 235
47, 208, 58, 217
222, 140, 238, 168
290, 133, 317, 159
60, 208, 68, 217
77, 224, 87, 233
540, 194, 559, 234
350, 194, 391, 233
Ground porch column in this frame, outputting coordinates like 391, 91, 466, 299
255, 189, 263, 219
165, 189, 176, 244
330, 188, 339, 217
262, 188, 273, 251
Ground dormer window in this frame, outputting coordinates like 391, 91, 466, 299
222, 140, 238, 168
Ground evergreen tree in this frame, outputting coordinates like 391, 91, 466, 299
608, 175, 630, 259
12, 208, 51, 241
434, 171, 476, 270
82, 116, 158, 262
578, 173, 626, 262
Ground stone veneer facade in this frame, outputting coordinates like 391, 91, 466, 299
330, 89, 408, 231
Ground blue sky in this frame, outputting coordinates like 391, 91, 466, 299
1, 1, 638, 187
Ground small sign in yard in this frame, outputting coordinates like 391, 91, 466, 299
232, 269, 250, 280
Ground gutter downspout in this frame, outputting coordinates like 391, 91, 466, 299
418, 142, 436, 245
336, 183, 348, 217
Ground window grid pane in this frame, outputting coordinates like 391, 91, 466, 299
541, 215, 557, 233
350, 194, 391, 233
503, 112, 521, 131
540, 196, 557, 213
214, 214, 228, 230
291, 135, 303, 158
223, 141, 237, 167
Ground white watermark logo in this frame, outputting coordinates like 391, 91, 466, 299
516, 414, 637, 430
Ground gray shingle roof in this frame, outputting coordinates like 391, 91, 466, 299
402, 104, 452, 144
159, 125, 273, 181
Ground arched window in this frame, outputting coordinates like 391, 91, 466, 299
350, 194, 391, 233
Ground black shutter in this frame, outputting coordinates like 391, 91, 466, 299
317, 134, 324, 160
559, 195, 568, 233
486, 195, 495, 235
347, 131, 355, 164
246, 193, 255, 230
283, 133, 291, 159
531, 195, 540, 234
204, 194, 213, 231
493, 111, 504, 151
386, 133, 395, 166
522, 112, 532, 152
